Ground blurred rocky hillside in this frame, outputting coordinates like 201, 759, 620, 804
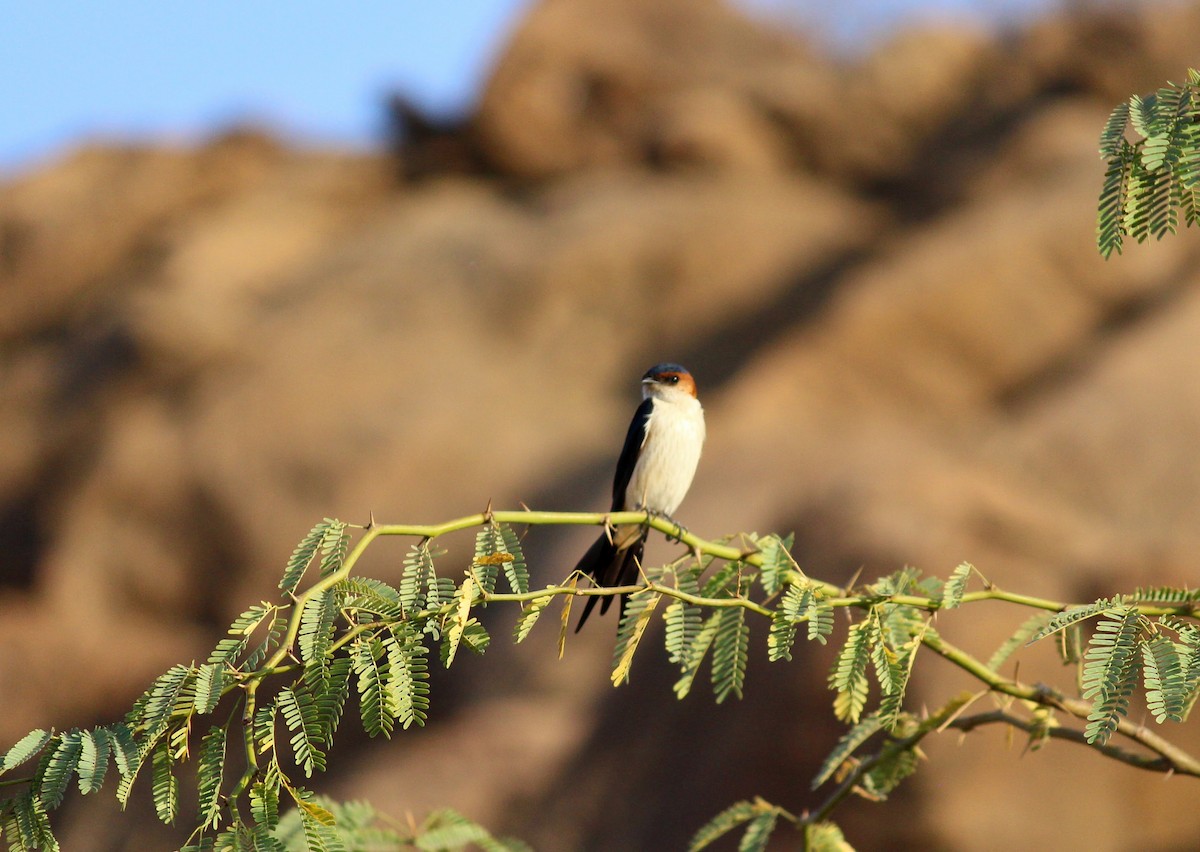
4, 0, 1200, 848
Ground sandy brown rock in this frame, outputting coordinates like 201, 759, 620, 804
5, 1, 1200, 850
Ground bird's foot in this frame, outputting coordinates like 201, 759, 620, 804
646, 508, 688, 543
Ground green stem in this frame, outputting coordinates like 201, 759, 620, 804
949, 710, 1199, 775
919, 630, 1200, 777
806, 692, 978, 824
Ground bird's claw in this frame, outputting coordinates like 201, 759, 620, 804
645, 508, 688, 543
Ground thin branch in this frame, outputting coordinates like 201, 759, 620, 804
919, 631, 1200, 777
948, 710, 1191, 775
242, 511, 1200, 780
806, 692, 978, 824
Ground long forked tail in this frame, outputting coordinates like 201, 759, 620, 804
573, 528, 647, 632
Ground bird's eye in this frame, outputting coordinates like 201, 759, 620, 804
666, 375, 679, 384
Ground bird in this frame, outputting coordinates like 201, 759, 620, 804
574, 363, 706, 631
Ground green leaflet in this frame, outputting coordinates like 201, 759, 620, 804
38, 731, 82, 809
196, 726, 226, 830
470, 525, 505, 595
75, 728, 111, 796
1099, 101, 1131, 158
317, 521, 350, 578
1028, 598, 1117, 645
674, 612, 721, 700
737, 810, 778, 852
665, 570, 703, 665
135, 664, 193, 739
0, 729, 50, 775
285, 787, 345, 852
400, 543, 437, 614
805, 821, 851, 852
688, 800, 757, 851
1098, 150, 1129, 258
513, 593, 553, 643
193, 663, 227, 715
3, 791, 59, 852
252, 773, 282, 834
1142, 634, 1187, 723
1081, 606, 1144, 744
780, 584, 833, 645
151, 739, 178, 825
281, 520, 337, 594
1133, 586, 1200, 605
870, 639, 899, 696
877, 629, 923, 731
353, 638, 394, 738
830, 621, 874, 724
940, 562, 973, 609
860, 747, 920, 800
498, 523, 530, 596
812, 714, 883, 789
388, 625, 430, 730
1097, 71, 1200, 256
767, 613, 797, 662
253, 705, 278, 756
756, 533, 795, 596
987, 611, 1053, 673
107, 723, 139, 788
711, 606, 749, 703
115, 741, 148, 809
298, 590, 338, 670
338, 577, 405, 623
278, 686, 326, 777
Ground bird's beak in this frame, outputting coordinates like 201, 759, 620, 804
641, 377, 655, 385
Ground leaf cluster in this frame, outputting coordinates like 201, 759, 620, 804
3, 513, 1200, 852
1097, 69, 1200, 257
1029, 597, 1200, 743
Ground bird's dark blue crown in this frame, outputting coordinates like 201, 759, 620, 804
643, 362, 690, 379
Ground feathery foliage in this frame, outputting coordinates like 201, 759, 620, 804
939, 562, 973, 609
830, 621, 874, 724
513, 592, 554, 643
1097, 69, 1200, 257
75, 728, 111, 796
812, 715, 884, 789
281, 520, 337, 594
1080, 606, 1145, 744
0, 729, 50, 775
711, 604, 750, 703
388, 623, 430, 730
6, 509, 1200, 852
351, 638, 394, 738
987, 611, 1054, 673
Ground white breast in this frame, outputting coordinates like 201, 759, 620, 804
624, 395, 705, 516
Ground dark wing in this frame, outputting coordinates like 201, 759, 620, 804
610, 398, 653, 511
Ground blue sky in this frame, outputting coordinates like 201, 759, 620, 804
2, 0, 1055, 175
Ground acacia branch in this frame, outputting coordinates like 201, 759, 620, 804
919, 630, 1200, 777
948, 710, 1194, 775
241, 510, 1200, 777
806, 692, 978, 824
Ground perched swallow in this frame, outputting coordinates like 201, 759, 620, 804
574, 363, 706, 631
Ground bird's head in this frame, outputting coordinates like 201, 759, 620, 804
641, 363, 698, 401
